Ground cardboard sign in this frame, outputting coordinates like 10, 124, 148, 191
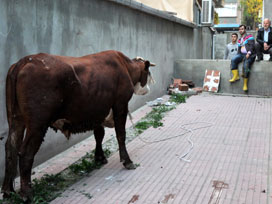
203, 70, 220, 93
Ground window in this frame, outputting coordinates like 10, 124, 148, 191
215, 3, 237, 17
194, 1, 202, 25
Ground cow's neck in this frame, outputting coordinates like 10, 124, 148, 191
127, 65, 141, 86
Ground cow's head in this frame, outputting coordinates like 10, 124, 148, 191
132, 57, 156, 95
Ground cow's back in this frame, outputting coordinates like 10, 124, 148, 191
12, 51, 134, 131
55, 51, 135, 120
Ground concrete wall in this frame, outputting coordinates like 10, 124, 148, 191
214, 33, 229, 59
214, 31, 257, 59
264, 0, 272, 20
0, 0, 213, 183
174, 59, 272, 96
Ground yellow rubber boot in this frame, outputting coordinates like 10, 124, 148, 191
229, 70, 240, 82
243, 78, 248, 91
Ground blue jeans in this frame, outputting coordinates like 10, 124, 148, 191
231, 54, 255, 78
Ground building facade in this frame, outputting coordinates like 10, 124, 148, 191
215, 0, 241, 24
263, 0, 272, 21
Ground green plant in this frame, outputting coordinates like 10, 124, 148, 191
0, 96, 186, 203
31, 173, 66, 203
0, 149, 112, 204
169, 94, 186, 104
69, 150, 110, 174
79, 191, 92, 199
135, 121, 151, 134
240, 0, 262, 29
214, 11, 219, 25
134, 104, 176, 134
0, 192, 24, 204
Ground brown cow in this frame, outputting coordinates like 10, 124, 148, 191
2, 50, 155, 199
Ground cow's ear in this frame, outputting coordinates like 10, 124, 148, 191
144, 61, 150, 71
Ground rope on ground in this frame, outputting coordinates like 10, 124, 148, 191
178, 122, 213, 163
128, 114, 213, 163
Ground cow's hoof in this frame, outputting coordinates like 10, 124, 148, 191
95, 157, 108, 165
2, 189, 15, 199
21, 195, 32, 204
2, 192, 11, 199
123, 162, 137, 170
20, 189, 33, 203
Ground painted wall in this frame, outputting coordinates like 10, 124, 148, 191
0, 0, 213, 183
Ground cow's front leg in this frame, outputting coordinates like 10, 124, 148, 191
113, 106, 136, 170
94, 125, 107, 164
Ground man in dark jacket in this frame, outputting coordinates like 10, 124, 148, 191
255, 18, 272, 61
229, 25, 256, 92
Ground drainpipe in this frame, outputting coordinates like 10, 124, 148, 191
212, 33, 216, 59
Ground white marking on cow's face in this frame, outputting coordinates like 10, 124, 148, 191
134, 82, 150, 95
134, 74, 154, 95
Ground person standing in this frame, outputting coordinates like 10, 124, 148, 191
229, 25, 256, 92
255, 18, 272, 61
224, 33, 238, 60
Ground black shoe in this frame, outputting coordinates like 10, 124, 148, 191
256, 57, 263, 62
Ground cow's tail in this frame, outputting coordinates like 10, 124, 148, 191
6, 64, 17, 125
6, 57, 29, 125
2, 57, 28, 195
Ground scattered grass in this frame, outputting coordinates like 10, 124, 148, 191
134, 104, 176, 134
32, 174, 66, 202
169, 93, 187, 104
0, 149, 111, 204
69, 149, 110, 175
134, 94, 186, 135
0, 94, 187, 204
0, 192, 23, 204
78, 191, 92, 199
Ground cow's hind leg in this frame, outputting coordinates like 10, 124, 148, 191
94, 125, 108, 164
113, 105, 136, 170
1, 119, 25, 198
18, 126, 46, 201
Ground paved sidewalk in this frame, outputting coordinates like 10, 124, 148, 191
0, 95, 155, 198
29, 99, 154, 181
5, 93, 272, 204
47, 93, 272, 204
